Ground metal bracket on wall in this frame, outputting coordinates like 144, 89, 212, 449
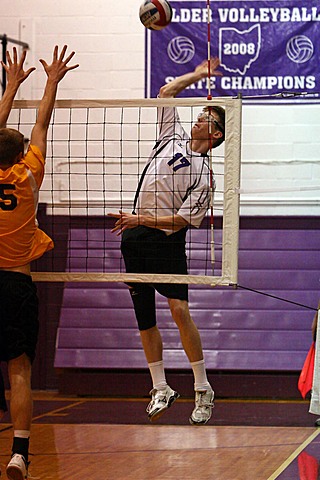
0, 34, 29, 95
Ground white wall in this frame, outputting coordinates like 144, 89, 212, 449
1, 0, 319, 216
241, 102, 320, 215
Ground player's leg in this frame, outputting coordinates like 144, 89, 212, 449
6, 355, 33, 480
128, 282, 179, 421
167, 298, 204, 363
127, 282, 162, 363
168, 297, 214, 425
140, 326, 180, 422
153, 229, 214, 424
122, 227, 161, 362
8, 354, 32, 430
3, 272, 39, 480
0, 367, 8, 419
0, 278, 8, 419
139, 324, 163, 364
121, 228, 180, 421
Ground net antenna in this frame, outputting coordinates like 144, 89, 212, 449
206, 0, 215, 267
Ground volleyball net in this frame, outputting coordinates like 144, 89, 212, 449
9, 97, 242, 286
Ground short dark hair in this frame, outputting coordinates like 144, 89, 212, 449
204, 106, 225, 148
0, 128, 24, 167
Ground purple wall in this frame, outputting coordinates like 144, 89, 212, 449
45, 215, 319, 372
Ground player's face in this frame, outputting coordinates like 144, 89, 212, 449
191, 112, 223, 142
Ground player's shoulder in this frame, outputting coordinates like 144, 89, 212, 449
23, 144, 45, 168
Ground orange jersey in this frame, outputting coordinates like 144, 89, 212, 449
0, 145, 53, 267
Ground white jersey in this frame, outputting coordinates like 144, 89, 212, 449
134, 106, 211, 235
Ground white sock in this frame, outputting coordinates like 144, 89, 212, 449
13, 430, 30, 439
191, 359, 212, 391
148, 360, 167, 391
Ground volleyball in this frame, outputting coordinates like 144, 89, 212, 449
139, 0, 173, 31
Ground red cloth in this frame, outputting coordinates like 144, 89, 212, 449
298, 451, 319, 480
298, 342, 315, 399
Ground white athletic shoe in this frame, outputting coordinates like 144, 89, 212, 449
6, 453, 28, 480
189, 388, 214, 425
146, 386, 180, 422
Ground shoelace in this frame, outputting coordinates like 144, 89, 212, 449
153, 392, 167, 403
147, 390, 168, 412
195, 392, 214, 408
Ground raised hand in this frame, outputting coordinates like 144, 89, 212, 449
194, 57, 223, 78
1, 47, 35, 88
0, 47, 36, 127
29, 45, 78, 158
39, 45, 79, 83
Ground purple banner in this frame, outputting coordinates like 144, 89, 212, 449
145, 1, 320, 100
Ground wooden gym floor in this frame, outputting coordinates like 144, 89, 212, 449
0, 391, 319, 479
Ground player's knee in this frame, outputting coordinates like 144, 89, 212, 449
168, 298, 190, 325
128, 285, 156, 331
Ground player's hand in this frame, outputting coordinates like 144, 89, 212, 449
108, 210, 140, 235
194, 57, 223, 78
39, 45, 79, 83
1, 47, 36, 87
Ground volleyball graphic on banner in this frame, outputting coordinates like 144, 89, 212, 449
286, 35, 314, 63
167, 36, 195, 64
139, 0, 172, 30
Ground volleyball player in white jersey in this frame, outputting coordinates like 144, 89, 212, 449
110, 58, 225, 425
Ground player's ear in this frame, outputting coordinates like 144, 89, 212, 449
211, 130, 223, 140
209, 130, 223, 149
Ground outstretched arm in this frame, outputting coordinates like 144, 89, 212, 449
159, 57, 222, 98
0, 47, 35, 128
30, 45, 79, 159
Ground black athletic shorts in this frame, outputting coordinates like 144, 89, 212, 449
121, 226, 189, 301
0, 271, 39, 363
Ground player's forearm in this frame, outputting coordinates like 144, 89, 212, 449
140, 213, 188, 231
0, 84, 19, 127
36, 79, 59, 130
159, 70, 205, 98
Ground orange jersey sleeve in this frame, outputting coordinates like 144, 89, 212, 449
0, 145, 53, 267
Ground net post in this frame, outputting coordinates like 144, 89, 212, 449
221, 95, 242, 285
